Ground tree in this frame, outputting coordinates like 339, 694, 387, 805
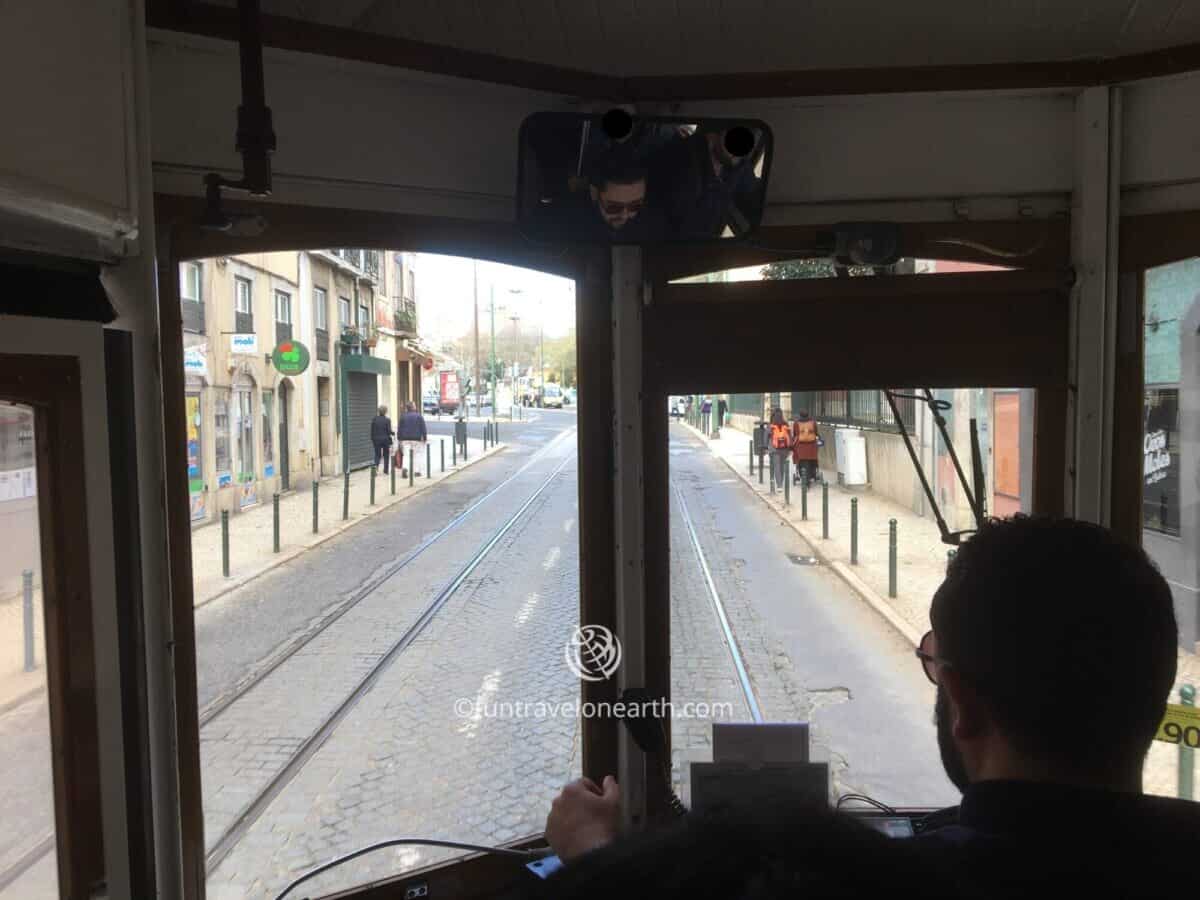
761, 258, 877, 280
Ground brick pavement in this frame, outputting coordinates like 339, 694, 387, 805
683, 420, 1199, 799
204, 456, 583, 899
191, 436, 498, 608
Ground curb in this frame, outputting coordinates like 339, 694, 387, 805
680, 421, 921, 649
193, 443, 507, 609
0, 683, 45, 717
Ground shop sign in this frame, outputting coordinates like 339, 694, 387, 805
231, 333, 258, 355
272, 339, 311, 376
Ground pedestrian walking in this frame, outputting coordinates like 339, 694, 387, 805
371, 405, 394, 474
701, 396, 713, 434
395, 400, 428, 477
792, 409, 821, 485
715, 397, 728, 438
768, 407, 793, 490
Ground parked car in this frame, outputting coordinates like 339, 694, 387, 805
543, 383, 564, 409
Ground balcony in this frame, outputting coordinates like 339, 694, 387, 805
275, 321, 293, 346
234, 311, 253, 334
330, 249, 380, 283
181, 299, 205, 334
393, 304, 417, 336
316, 328, 330, 361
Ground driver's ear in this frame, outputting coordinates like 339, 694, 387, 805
941, 668, 988, 741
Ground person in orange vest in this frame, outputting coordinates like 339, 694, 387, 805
768, 407, 794, 490
792, 409, 821, 485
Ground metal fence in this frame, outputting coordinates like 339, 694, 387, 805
791, 390, 916, 433
729, 393, 765, 417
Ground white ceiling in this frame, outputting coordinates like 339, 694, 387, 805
212, 0, 1200, 77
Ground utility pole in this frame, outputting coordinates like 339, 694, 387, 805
472, 260, 481, 418
489, 284, 498, 416
539, 302, 545, 407
509, 315, 521, 402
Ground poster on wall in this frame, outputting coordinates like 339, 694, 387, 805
1143, 388, 1179, 536
186, 394, 206, 521
440, 370, 461, 411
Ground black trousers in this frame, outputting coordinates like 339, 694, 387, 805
373, 441, 390, 473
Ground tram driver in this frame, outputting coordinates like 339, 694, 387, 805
540, 516, 1200, 894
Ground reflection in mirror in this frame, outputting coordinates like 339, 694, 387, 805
517, 112, 772, 245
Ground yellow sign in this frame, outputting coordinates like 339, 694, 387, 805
1154, 703, 1200, 747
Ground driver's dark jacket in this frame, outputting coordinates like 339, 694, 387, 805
917, 780, 1200, 898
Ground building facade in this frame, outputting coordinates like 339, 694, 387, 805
180, 249, 423, 526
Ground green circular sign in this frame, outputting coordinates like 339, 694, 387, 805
272, 339, 310, 376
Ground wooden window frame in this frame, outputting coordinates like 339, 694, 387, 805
0, 354, 107, 898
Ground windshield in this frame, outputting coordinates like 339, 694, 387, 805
177, 251, 581, 898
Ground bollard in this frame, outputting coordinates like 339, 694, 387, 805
221, 510, 230, 577
822, 482, 829, 539
495, 422, 500, 444
783, 458, 790, 506
850, 498, 858, 564
463, 433, 469, 461
749, 440, 754, 475
1180, 684, 1196, 801
946, 549, 956, 573
769, 453, 776, 495
370, 465, 376, 505
801, 476, 809, 520
441, 438, 446, 472
273, 493, 281, 552
427, 443, 431, 479
888, 519, 898, 598
22, 569, 34, 672
758, 452, 764, 484
452, 437, 457, 466
343, 471, 350, 520
409, 449, 415, 487
312, 480, 319, 534
391, 459, 396, 495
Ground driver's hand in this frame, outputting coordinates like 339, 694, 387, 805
545, 775, 620, 862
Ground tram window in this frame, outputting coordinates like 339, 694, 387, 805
1138, 256, 1200, 799
177, 254, 582, 897
669, 387, 1034, 808
0, 404, 58, 898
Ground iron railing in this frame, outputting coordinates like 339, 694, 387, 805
792, 390, 916, 433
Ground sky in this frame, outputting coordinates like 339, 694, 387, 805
413, 254, 576, 351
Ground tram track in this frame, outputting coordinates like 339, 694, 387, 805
672, 478, 765, 723
198, 427, 575, 726
204, 451, 575, 874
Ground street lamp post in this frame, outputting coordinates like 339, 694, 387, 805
509, 314, 521, 404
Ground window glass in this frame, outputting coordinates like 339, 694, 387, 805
671, 387, 1033, 811
275, 291, 292, 324
262, 390, 275, 474
179, 253, 581, 898
181, 262, 202, 302
0, 404, 59, 898
235, 277, 252, 315
214, 389, 232, 479
1138, 255, 1200, 800
314, 288, 328, 331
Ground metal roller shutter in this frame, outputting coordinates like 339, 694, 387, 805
345, 372, 378, 469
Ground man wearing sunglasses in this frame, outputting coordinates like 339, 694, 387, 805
915, 515, 1198, 894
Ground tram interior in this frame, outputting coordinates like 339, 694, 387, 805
3, 1, 1200, 898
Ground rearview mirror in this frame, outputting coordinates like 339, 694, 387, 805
517, 111, 772, 245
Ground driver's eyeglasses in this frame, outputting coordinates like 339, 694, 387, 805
600, 199, 644, 216
915, 630, 953, 684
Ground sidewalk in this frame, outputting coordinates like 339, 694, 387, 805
191, 435, 501, 608
681, 420, 1199, 798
